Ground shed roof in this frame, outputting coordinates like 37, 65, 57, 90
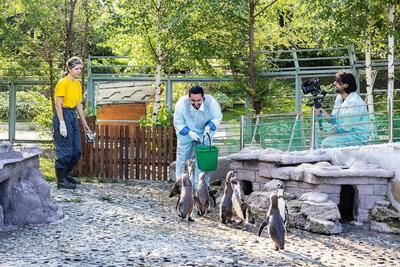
96, 81, 155, 105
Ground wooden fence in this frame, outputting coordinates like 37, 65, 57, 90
76, 116, 176, 180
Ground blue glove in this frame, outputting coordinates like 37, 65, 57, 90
205, 120, 217, 131
179, 126, 190, 135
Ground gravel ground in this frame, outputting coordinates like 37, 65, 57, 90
1, 180, 400, 267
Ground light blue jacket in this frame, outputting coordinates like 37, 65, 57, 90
173, 94, 222, 145
330, 92, 370, 138
319, 92, 370, 148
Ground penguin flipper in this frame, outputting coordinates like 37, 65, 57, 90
284, 205, 290, 231
175, 195, 180, 211
258, 216, 270, 237
193, 195, 201, 215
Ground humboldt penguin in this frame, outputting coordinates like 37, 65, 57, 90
231, 177, 255, 224
169, 159, 195, 210
177, 173, 194, 221
258, 193, 285, 251
277, 184, 289, 227
219, 170, 235, 224
194, 172, 210, 216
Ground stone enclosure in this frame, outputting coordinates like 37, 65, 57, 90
0, 142, 62, 231
228, 146, 400, 234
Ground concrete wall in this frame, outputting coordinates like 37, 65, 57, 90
324, 143, 400, 210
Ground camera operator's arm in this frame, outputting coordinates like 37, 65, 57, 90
316, 108, 340, 125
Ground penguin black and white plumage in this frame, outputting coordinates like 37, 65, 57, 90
231, 178, 246, 221
277, 184, 289, 227
169, 159, 195, 211
258, 193, 285, 251
194, 172, 210, 216
219, 171, 235, 224
231, 177, 255, 224
177, 173, 194, 222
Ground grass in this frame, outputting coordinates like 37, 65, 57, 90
222, 107, 247, 121
39, 154, 99, 183
40, 156, 55, 182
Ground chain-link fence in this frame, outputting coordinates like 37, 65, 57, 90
215, 99, 400, 153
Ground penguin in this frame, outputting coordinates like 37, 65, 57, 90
169, 159, 195, 210
231, 177, 255, 225
219, 170, 235, 224
244, 202, 255, 225
184, 158, 195, 189
193, 172, 210, 216
277, 184, 289, 227
258, 193, 285, 251
177, 173, 194, 222
169, 175, 182, 211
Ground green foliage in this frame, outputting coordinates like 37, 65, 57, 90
1, 0, 399, 121
32, 97, 53, 133
0, 91, 50, 121
139, 104, 171, 127
39, 156, 55, 182
213, 93, 235, 111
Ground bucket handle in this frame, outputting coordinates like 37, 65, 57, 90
202, 132, 212, 151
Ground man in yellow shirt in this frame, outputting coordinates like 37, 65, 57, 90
53, 56, 91, 189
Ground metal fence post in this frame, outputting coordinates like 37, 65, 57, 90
240, 115, 245, 150
310, 107, 316, 150
8, 82, 16, 143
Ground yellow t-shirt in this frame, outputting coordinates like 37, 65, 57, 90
54, 77, 82, 108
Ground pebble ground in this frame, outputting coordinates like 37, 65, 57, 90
1, 180, 399, 266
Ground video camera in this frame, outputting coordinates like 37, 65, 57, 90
302, 78, 326, 109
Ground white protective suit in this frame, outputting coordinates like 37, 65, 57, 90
320, 92, 370, 148
173, 94, 222, 188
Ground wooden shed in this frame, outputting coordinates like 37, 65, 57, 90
95, 81, 155, 125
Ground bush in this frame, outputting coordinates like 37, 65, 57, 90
0, 91, 50, 121
139, 104, 171, 127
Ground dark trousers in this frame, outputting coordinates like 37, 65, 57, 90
53, 108, 81, 171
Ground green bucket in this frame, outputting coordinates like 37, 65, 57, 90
195, 133, 219, 172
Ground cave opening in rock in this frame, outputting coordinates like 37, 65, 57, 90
241, 180, 253, 195
338, 185, 356, 223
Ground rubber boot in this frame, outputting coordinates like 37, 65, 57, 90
65, 168, 81, 184
56, 168, 76, 189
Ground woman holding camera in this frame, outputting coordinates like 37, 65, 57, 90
53, 56, 91, 189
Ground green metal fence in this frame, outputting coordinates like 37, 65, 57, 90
237, 99, 400, 151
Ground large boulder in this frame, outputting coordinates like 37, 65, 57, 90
304, 217, 343, 235
299, 192, 329, 203
301, 201, 341, 221
369, 200, 400, 234
0, 144, 63, 229
286, 192, 342, 234
247, 191, 271, 210
370, 221, 400, 234
263, 179, 284, 192
0, 205, 4, 231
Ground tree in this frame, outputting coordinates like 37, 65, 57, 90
105, 0, 242, 122
307, 0, 399, 111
